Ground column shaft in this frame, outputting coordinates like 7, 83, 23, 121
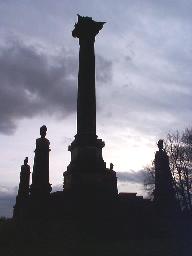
77, 38, 96, 137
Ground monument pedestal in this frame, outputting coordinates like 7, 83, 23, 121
64, 135, 117, 197
64, 170, 117, 197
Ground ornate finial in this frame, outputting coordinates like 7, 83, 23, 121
40, 125, 47, 138
110, 163, 114, 171
24, 157, 28, 165
157, 139, 164, 151
72, 14, 106, 39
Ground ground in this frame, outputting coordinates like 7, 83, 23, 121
0, 217, 191, 256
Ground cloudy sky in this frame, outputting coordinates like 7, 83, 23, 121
0, 0, 192, 217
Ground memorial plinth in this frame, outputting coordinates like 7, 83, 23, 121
63, 15, 117, 197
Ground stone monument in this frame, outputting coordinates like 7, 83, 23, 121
154, 140, 177, 211
18, 157, 30, 198
13, 157, 30, 218
63, 15, 117, 197
30, 125, 52, 197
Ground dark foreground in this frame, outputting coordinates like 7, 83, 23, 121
0, 216, 191, 256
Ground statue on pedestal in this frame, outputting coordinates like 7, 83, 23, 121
13, 157, 30, 219
154, 140, 177, 212
30, 125, 52, 197
18, 157, 30, 198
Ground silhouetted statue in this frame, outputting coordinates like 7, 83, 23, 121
30, 125, 52, 197
13, 157, 31, 219
154, 140, 177, 212
110, 163, 114, 171
64, 15, 117, 197
18, 157, 30, 198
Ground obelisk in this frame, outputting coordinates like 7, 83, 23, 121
64, 15, 117, 197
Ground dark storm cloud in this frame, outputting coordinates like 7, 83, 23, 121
0, 39, 76, 134
0, 38, 112, 134
117, 170, 145, 184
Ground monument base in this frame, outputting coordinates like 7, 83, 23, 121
30, 183, 52, 198
63, 170, 118, 198
63, 134, 118, 198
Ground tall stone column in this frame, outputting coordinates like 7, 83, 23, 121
63, 15, 117, 197
73, 14, 104, 143
30, 125, 52, 197
76, 22, 97, 137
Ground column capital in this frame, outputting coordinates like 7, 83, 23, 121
72, 14, 105, 39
